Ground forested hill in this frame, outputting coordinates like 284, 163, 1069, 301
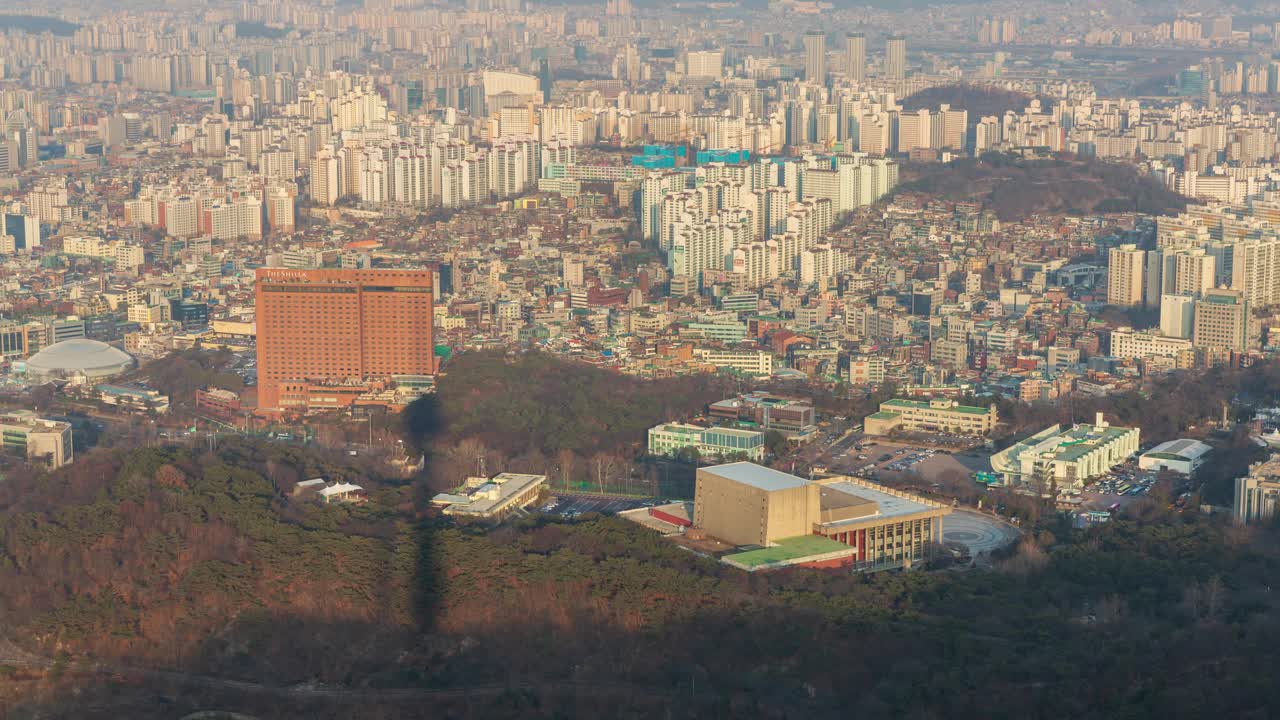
3, 441, 1280, 718
902, 84, 1037, 120
399, 349, 732, 493
0, 15, 78, 36
896, 153, 1190, 221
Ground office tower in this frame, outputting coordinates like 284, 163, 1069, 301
886, 36, 906, 80
845, 33, 866, 83
538, 58, 552, 104
1107, 244, 1146, 307
255, 268, 435, 410
804, 31, 826, 84
1160, 294, 1196, 338
1192, 288, 1249, 352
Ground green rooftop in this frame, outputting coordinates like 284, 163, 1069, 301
723, 535, 853, 569
881, 398, 991, 415
868, 411, 902, 421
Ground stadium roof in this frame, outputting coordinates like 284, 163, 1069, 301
25, 339, 134, 377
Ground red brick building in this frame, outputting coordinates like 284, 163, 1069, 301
254, 268, 434, 411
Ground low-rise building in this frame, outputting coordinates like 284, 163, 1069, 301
196, 387, 243, 417
696, 348, 774, 376
1235, 456, 1280, 525
1139, 439, 1212, 475
0, 411, 73, 469
432, 472, 546, 519
991, 414, 1140, 490
647, 422, 765, 461
96, 384, 170, 413
864, 398, 999, 436
707, 392, 816, 435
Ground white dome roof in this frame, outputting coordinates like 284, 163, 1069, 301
26, 339, 134, 379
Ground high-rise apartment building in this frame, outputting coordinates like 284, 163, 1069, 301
803, 31, 826, 84
845, 33, 866, 83
255, 268, 435, 410
1107, 244, 1147, 307
885, 36, 907, 80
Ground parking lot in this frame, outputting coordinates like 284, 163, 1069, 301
542, 494, 654, 519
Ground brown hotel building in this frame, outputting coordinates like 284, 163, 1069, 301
255, 268, 434, 410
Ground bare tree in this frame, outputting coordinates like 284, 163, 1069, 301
1204, 575, 1225, 621
591, 452, 618, 494
557, 448, 577, 490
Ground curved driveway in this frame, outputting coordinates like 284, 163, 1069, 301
942, 510, 1020, 556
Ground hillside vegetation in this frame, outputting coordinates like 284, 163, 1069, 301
897, 153, 1190, 221
3, 440, 1280, 717
901, 84, 1036, 120
401, 350, 731, 491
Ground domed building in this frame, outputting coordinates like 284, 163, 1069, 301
24, 339, 135, 382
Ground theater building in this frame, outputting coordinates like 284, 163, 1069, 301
694, 462, 950, 572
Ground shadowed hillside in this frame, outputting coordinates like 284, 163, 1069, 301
3, 436, 1280, 718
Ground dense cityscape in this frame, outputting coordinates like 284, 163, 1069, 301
1, 0, 1280, 717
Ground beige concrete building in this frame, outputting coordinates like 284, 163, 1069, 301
1193, 288, 1251, 352
1235, 456, 1280, 525
863, 398, 998, 436
0, 411, 73, 469
694, 462, 951, 572
431, 473, 546, 520
694, 463, 819, 547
